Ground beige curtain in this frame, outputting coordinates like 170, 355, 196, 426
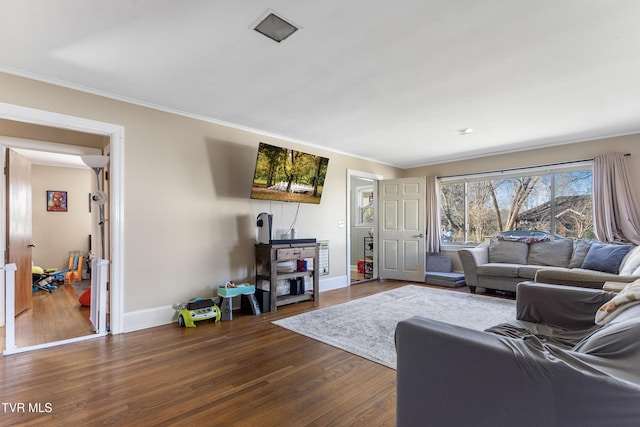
426, 176, 442, 253
593, 152, 640, 244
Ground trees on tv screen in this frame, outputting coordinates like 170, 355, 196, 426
251, 143, 329, 204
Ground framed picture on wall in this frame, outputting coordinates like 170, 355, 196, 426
47, 190, 68, 212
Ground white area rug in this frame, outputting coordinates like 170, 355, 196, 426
273, 285, 516, 369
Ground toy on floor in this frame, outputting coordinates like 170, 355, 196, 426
79, 286, 91, 306
32, 266, 58, 292
64, 251, 84, 284
176, 298, 221, 327
32, 260, 79, 292
32, 266, 56, 292
46, 269, 66, 285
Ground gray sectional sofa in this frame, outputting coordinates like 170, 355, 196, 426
395, 281, 640, 427
459, 237, 640, 293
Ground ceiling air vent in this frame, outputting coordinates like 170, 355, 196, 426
254, 11, 299, 43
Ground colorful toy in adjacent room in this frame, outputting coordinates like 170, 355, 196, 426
32, 266, 58, 292
176, 298, 221, 327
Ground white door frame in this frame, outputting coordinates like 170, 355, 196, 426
0, 102, 125, 349
346, 169, 383, 284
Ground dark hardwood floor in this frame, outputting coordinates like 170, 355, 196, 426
1, 280, 473, 426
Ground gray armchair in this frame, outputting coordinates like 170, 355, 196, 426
395, 282, 640, 427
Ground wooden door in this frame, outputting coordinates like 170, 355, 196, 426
378, 177, 426, 281
6, 148, 33, 315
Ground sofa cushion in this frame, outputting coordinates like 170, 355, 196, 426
568, 239, 593, 268
489, 238, 529, 264
534, 268, 626, 289
478, 263, 521, 278
518, 265, 543, 280
566, 268, 628, 281
582, 243, 633, 274
527, 238, 573, 267
519, 265, 566, 280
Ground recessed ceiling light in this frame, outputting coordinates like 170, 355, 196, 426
254, 11, 299, 43
455, 128, 474, 135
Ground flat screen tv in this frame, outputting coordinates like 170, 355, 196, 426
250, 142, 330, 204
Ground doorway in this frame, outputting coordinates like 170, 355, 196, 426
0, 103, 124, 354
347, 170, 382, 284
4, 142, 101, 348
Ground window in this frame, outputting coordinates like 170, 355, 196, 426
439, 164, 593, 244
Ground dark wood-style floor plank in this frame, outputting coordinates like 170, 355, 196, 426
1, 280, 474, 426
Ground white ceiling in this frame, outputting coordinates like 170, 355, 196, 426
2, 1, 640, 168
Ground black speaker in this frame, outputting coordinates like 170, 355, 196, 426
220, 297, 233, 321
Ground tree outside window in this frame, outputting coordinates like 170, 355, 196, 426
440, 167, 593, 244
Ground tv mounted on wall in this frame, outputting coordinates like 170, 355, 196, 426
250, 142, 330, 204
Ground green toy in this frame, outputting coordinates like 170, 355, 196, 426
177, 298, 221, 327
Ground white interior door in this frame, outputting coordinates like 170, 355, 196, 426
378, 177, 425, 282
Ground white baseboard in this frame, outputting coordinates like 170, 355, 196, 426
123, 305, 175, 333
319, 275, 349, 292
122, 275, 350, 333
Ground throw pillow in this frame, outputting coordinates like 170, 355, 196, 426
581, 243, 633, 274
568, 239, 593, 268
619, 245, 640, 275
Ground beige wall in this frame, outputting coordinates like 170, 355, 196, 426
31, 165, 93, 272
0, 72, 401, 327
404, 136, 640, 189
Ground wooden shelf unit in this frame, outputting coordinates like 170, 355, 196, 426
255, 242, 320, 312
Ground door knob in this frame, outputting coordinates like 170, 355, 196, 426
415, 234, 425, 238
28, 243, 36, 248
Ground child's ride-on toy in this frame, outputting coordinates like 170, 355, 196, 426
177, 298, 221, 327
